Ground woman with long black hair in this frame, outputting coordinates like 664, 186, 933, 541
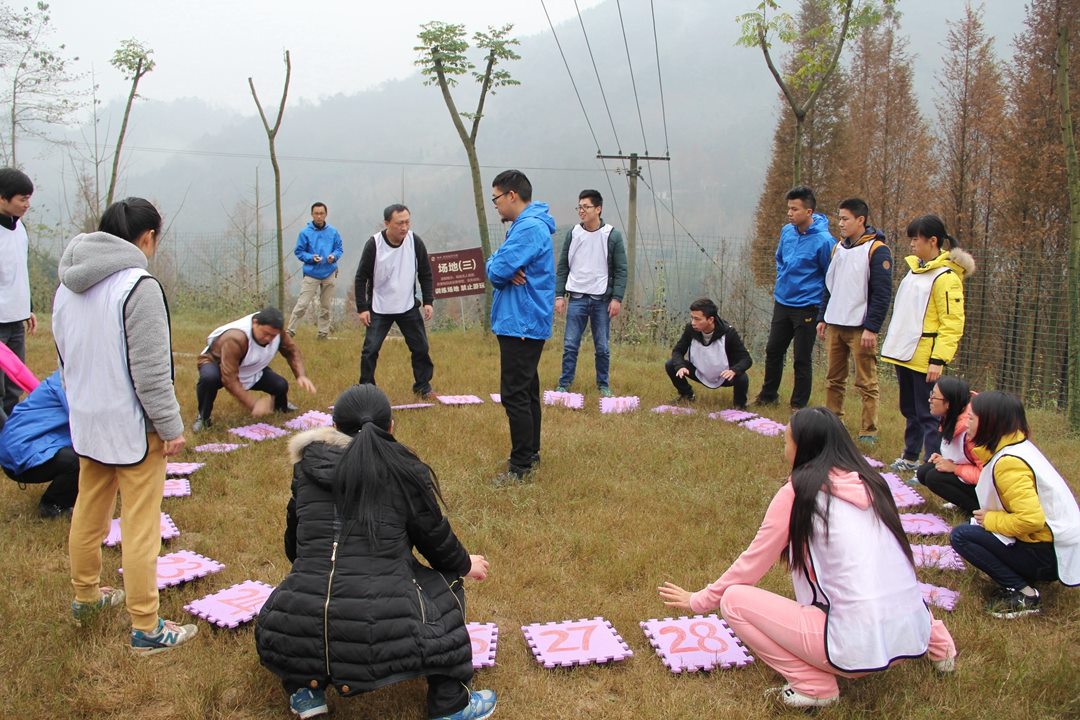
916, 376, 982, 514
256, 384, 495, 720
659, 407, 955, 708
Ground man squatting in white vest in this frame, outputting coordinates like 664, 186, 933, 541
815, 197, 893, 444
193, 307, 317, 431
553, 189, 627, 397
354, 203, 436, 398
665, 298, 753, 408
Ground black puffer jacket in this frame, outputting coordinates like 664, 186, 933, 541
255, 427, 474, 694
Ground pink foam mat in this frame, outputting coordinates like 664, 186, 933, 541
600, 396, 640, 414
709, 409, 758, 423
194, 442, 246, 453
640, 615, 755, 673
863, 455, 884, 468
901, 513, 952, 535
521, 617, 633, 668
103, 512, 179, 547
882, 472, 926, 508
437, 395, 484, 405
467, 622, 499, 668
120, 550, 224, 589
228, 423, 289, 441
165, 462, 205, 477
185, 580, 275, 628
284, 410, 333, 430
543, 390, 585, 409
391, 402, 433, 410
163, 478, 191, 498
740, 417, 787, 436
651, 405, 696, 416
489, 393, 501, 403
919, 582, 960, 611
912, 544, 966, 571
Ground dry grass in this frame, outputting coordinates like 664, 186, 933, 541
2, 314, 1078, 719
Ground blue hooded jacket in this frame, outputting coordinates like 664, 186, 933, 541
773, 212, 835, 307
294, 221, 344, 280
0, 370, 71, 475
486, 202, 556, 339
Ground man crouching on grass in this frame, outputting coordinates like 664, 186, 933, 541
665, 298, 752, 408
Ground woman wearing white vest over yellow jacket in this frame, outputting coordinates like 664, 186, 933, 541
950, 392, 1080, 618
881, 215, 975, 473
659, 408, 956, 709
53, 198, 197, 655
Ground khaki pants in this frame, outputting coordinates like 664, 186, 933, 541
824, 325, 879, 436
69, 434, 166, 632
289, 273, 336, 336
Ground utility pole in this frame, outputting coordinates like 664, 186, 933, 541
596, 152, 670, 310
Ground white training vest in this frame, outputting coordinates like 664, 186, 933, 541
938, 429, 969, 465
823, 240, 873, 326
204, 313, 280, 389
792, 491, 932, 672
0, 220, 31, 322
687, 336, 730, 388
53, 268, 151, 465
372, 231, 418, 314
976, 440, 1080, 585
565, 223, 612, 296
880, 266, 951, 362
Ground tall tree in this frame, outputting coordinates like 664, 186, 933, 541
249, 49, 291, 309
0, 1, 81, 167
105, 38, 154, 207
415, 21, 519, 328
737, 0, 889, 185
1057, 2, 1080, 429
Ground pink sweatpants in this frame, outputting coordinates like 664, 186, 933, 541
720, 584, 956, 699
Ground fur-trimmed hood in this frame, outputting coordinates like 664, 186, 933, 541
287, 425, 350, 464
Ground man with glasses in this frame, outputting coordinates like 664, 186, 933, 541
553, 190, 627, 397
486, 170, 556, 486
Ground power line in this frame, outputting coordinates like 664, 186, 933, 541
615, 0, 649, 154
574, 0, 623, 155
637, 173, 725, 274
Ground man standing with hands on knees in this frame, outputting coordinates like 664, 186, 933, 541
486, 170, 555, 486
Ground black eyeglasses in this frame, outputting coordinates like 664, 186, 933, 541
576, 204, 596, 211
929, 394, 946, 402
491, 191, 509, 206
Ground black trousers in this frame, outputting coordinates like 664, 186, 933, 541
497, 335, 545, 471
196, 362, 289, 420
664, 358, 749, 406
917, 463, 979, 514
359, 306, 434, 395
758, 301, 818, 408
0, 319, 27, 416
6, 446, 80, 509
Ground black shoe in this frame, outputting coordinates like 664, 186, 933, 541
493, 469, 533, 488
317, 333, 328, 341
192, 416, 212, 432
418, 388, 438, 401
671, 394, 696, 406
732, 404, 748, 411
39, 503, 74, 519
752, 395, 778, 407
988, 587, 1041, 619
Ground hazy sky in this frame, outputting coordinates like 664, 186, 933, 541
42, 0, 606, 113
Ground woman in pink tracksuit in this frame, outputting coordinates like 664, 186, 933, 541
659, 407, 956, 709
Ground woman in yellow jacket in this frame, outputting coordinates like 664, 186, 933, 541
881, 215, 975, 472
949, 392, 1080, 618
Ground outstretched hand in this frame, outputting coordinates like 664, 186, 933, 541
467, 554, 490, 581
296, 376, 317, 393
658, 581, 693, 610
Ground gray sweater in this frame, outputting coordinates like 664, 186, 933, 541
57, 232, 183, 441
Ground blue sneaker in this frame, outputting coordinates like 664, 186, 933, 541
289, 688, 328, 718
598, 386, 614, 398
130, 617, 198, 655
71, 586, 125, 627
434, 690, 497, 720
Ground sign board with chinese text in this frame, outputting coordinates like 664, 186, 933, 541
430, 248, 487, 299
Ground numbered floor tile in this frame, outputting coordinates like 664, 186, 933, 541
228, 423, 289, 442
640, 615, 754, 674
163, 478, 191, 498
166, 462, 205, 477
437, 395, 484, 405
919, 582, 960, 611
185, 580, 275, 628
912, 545, 966, 571
901, 513, 952, 536
467, 622, 499, 669
521, 617, 633, 669
120, 549, 224, 589
102, 512, 180, 547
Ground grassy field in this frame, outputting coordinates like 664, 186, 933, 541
2, 314, 1078, 720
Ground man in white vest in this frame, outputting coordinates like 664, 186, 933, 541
815, 198, 892, 444
0, 167, 36, 417
194, 307, 316, 430
665, 298, 753, 408
554, 189, 627, 397
354, 204, 436, 398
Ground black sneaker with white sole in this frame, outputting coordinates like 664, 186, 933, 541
988, 587, 1040, 618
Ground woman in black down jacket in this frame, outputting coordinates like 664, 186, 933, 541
256, 384, 495, 720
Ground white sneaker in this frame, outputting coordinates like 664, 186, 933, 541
766, 684, 839, 708
932, 654, 957, 673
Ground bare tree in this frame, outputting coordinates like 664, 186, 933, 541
415, 22, 519, 329
1057, 2, 1080, 429
248, 49, 291, 310
105, 38, 154, 207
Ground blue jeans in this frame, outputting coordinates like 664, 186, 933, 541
950, 523, 1058, 590
558, 295, 610, 389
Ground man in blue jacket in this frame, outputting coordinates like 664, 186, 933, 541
754, 186, 835, 410
486, 170, 556, 485
0, 369, 79, 518
288, 202, 343, 340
